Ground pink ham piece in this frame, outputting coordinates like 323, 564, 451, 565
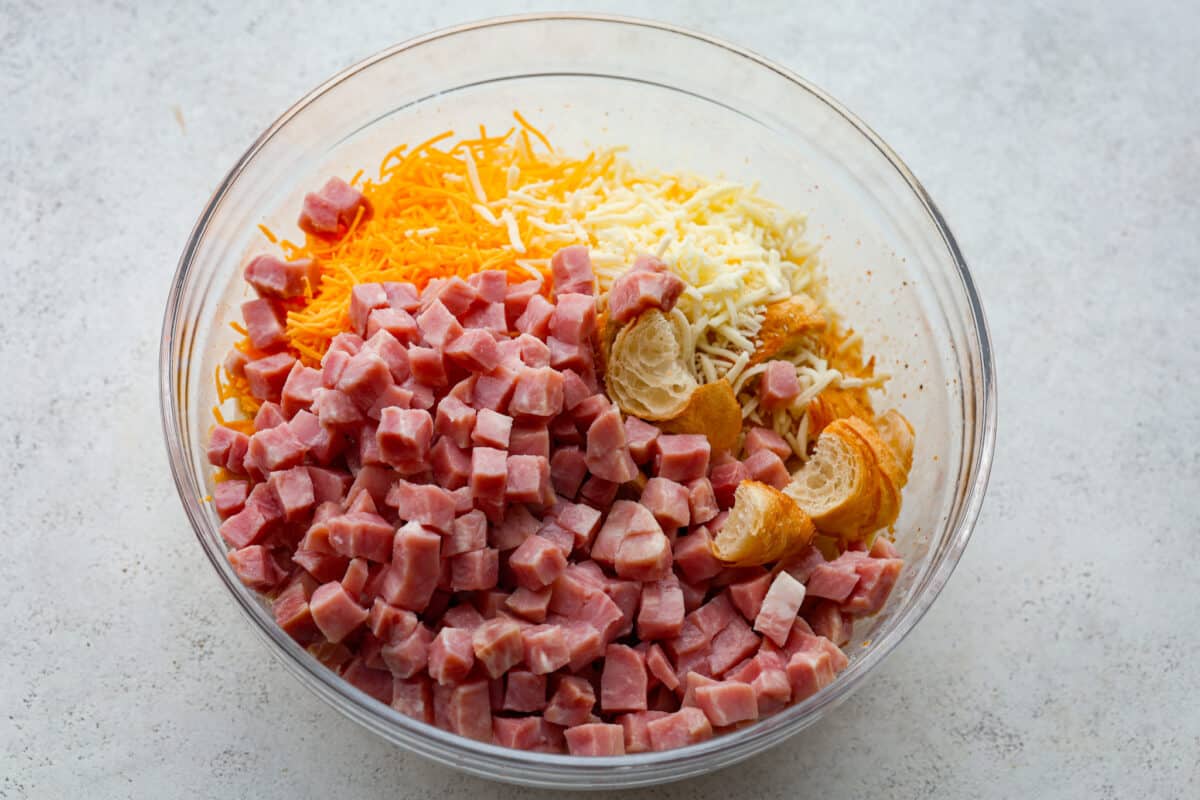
471, 618, 525, 678
441, 604, 485, 632
244, 352, 296, 403
515, 294, 555, 338
655, 435, 710, 483
253, 402, 285, 431
241, 298, 287, 351
806, 556, 864, 602
207, 425, 249, 473
386, 480, 456, 533
445, 329, 502, 373
504, 279, 542, 325
380, 522, 440, 611
467, 270, 507, 303
754, 572, 807, 647
615, 530, 672, 582
550, 447, 588, 498
366, 307, 419, 345
213, 479, 249, 518
550, 245, 596, 296
503, 670, 548, 712
376, 407, 433, 469
624, 416, 660, 464
522, 625, 571, 674
448, 680, 494, 742
313, 388, 363, 432
348, 284, 389, 337
673, 527, 724, 583
298, 176, 371, 239
729, 572, 774, 622
280, 363, 323, 418
381, 625, 434, 678
554, 502, 603, 549
709, 617, 761, 676
426, 277, 477, 317
806, 600, 853, 646
560, 620, 605, 672
336, 350, 393, 410
382, 281, 420, 312
618, 711, 670, 753
607, 255, 686, 324
489, 504, 540, 551
785, 634, 848, 702
694, 681, 758, 727
406, 346, 447, 388
469, 446, 507, 505
244, 254, 320, 299
544, 675, 596, 727
473, 366, 518, 413
416, 299, 464, 349
492, 716, 544, 750
640, 477, 690, 532
246, 423, 307, 474
549, 293, 597, 344
686, 478, 720, 525
428, 628, 475, 685
430, 438, 471, 491
645, 643, 679, 690
444, 510, 487, 557
471, 408, 513, 449
841, 556, 903, 615
591, 501, 661, 566
392, 675, 434, 723
646, 707, 713, 751
760, 360, 802, 411
638, 576, 685, 640
743, 426, 792, 460
450, 548, 499, 591
601, 644, 648, 713
341, 558, 370, 596
510, 367, 565, 418
227, 545, 283, 590
564, 723, 626, 756
547, 336, 593, 372
506, 455, 550, 504
310, 581, 368, 643
506, 586, 552, 623
509, 534, 568, 590
327, 511, 394, 563
368, 600, 417, 643
708, 461, 749, 509
434, 395, 476, 448
585, 407, 638, 483
743, 449, 791, 490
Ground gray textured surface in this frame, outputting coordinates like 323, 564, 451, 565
2, 1, 1198, 798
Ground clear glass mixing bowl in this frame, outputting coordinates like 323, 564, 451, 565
160, 14, 996, 789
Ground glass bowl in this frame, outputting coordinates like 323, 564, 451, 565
160, 14, 995, 789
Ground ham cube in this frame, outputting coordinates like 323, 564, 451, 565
386, 480, 456, 533
489, 504, 540, 551
441, 603, 485, 632
640, 477, 690, 532
341, 557, 370, 596
427, 276, 477, 317
709, 617, 761, 676
450, 548, 499, 591
554, 502, 603, 549
327, 511, 394, 562
754, 572, 807, 646
806, 558, 863, 602
377, 407, 433, 469
379, 522, 441, 611
207, 425, 250, 473
449, 680, 493, 742
591, 501, 660, 566
466, 269, 507, 303
618, 711, 670, 754
522, 625, 571, 674
434, 395, 476, 448
368, 599, 418, 643
580, 476, 619, 509
646, 707, 713, 751
241, 298, 287, 351
673, 527, 724, 583
751, 667, 792, 715
416, 299, 463, 348
694, 681, 758, 727
709, 461, 749, 508
472, 618, 525, 678
544, 675, 596, 727
785, 642, 841, 702
510, 367, 565, 418
548, 565, 601, 618
509, 534, 568, 590
509, 423, 551, 460
564, 723, 625, 756
574, 590, 625, 643
515, 294, 555, 339
247, 424, 306, 473
346, 284, 389, 337
461, 301, 507, 335
743, 450, 790, 490
392, 675, 434, 722
430, 437, 472, 491
840, 556, 903, 615
445, 328, 501, 373
547, 336, 593, 372
381, 625, 434, 678
506, 586, 552, 623
288, 410, 343, 465
638, 576, 686, 640
310, 581, 368, 643
471, 408, 513, 449
780, 545, 827, 583
281, 363, 323, 418
244, 254, 319, 299
680, 672, 720, 708
550, 245, 596, 296
691, 593, 738, 639
550, 447, 588, 498
381, 281, 419, 313
760, 360, 802, 411
503, 670, 547, 712
493, 716, 544, 750
805, 599, 853, 646
274, 580, 318, 643
470, 447, 508, 503
506, 454, 550, 504
686, 478, 720, 525
624, 417, 660, 464
473, 366, 518, 412
313, 388, 363, 431
244, 352, 296, 402
227, 545, 283, 590
601, 644, 648, 713
336, 350, 393, 410
515, 333, 551, 368
645, 643, 679, 691
299, 177, 371, 240
253, 401, 285, 431
743, 426, 792, 460
656, 434, 711, 483
729, 572, 774, 622
366, 307, 419, 345
585, 407, 638, 483
549, 293, 596, 344
504, 279, 542, 324
343, 658, 393, 704
607, 255, 685, 324
213, 479, 249, 518
604, 579, 640, 639
615, 531, 672, 582
428, 628, 475, 685
407, 345, 447, 389
445, 509, 487, 556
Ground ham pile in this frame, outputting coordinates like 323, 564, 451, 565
209, 243, 902, 755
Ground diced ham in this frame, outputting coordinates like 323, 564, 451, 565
310, 581, 368, 643
493, 716, 544, 750
645, 643, 679, 690
646, 707, 713, 751
503, 670, 548, 712
336, 350, 393, 410
550, 447, 588, 498
443, 509, 487, 557
466, 270, 507, 304
246, 424, 306, 474
429, 277, 478, 317
448, 680, 493, 742
548, 564, 601, 618
379, 522, 441, 611
805, 600, 853, 646
624, 417, 661, 465
489, 504, 539, 551
729, 572, 773, 622
840, 556, 903, 615
244, 254, 319, 300
754, 572, 807, 647
344, 284, 389, 338
366, 308, 420, 347
380, 625, 434, 678
785, 634, 847, 702
274, 578, 318, 642
694, 681, 758, 727
213, 479, 249, 518
469, 446, 507, 505
468, 408, 511, 450
440, 603, 484, 632
342, 658, 393, 704
392, 675, 434, 723
600, 644, 648, 713
299, 177, 371, 240
433, 394, 476, 449
522, 625, 571, 674
241, 298, 287, 351
244, 352, 296, 402
509, 367, 565, 418
472, 366, 518, 412
618, 710, 670, 753
742, 449, 790, 490
450, 548, 499, 591
515, 294, 555, 339
367, 599, 418, 643
686, 478, 719, 525
505, 425, 548, 463
549, 293, 596, 345
504, 279, 542, 325
228, 545, 283, 590
673, 527, 724, 583
253, 401, 285, 431
760, 360, 802, 411
506, 454, 550, 504
461, 301, 507, 335
750, 666, 792, 715
506, 586, 552, 623
341, 557, 370, 596
806, 558, 863, 602
207, 425, 250, 473
655, 435, 711, 483
709, 617, 761, 676
313, 388, 363, 432
638, 575, 686, 640
386, 480, 456, 533
428, 628, 475, 685
560, 620, 605, 672
564, 723, 625, 756
471, 618, 525, 678
416, 299, 464, 349
327, 511, 394, 563
615, 531, 672, 582
376, 407, 433, 470
544, 675, 596, 727
607, 255, 686, 324
779, 545, 827, 584
430, 437, 471, 491
571, 589, 625, 643
591, 501, 661, 566
280, 363, 323, 418
583, 407, 638, 483
445, 329, 502, 373
547, 336, 593, 373
509, 534, 568, 590
550, 245, 596, 296
743, 426, 792, 460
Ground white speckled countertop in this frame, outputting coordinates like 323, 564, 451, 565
3, 1, 1197, 797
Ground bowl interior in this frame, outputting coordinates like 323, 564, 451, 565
163, 15, 992, 789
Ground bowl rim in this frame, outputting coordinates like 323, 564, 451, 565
160, 11, 997, 778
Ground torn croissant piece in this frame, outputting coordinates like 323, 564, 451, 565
711, 480, 816, 566
874, 408, 915, 477
605, 309, 698, 420
656, 378, 742, 453
807, 386, 876, 441
749, 294, 827, 365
